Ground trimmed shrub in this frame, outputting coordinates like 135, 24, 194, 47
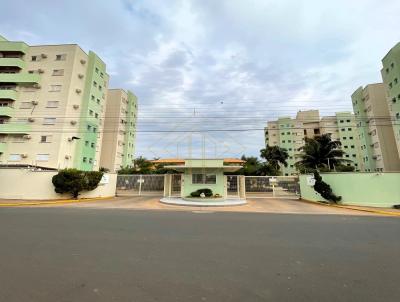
190, 188, 213, 197
313, 171, 341, 203
52, 169, 103, 199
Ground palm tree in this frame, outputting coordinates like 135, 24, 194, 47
260, 146, 289, 171
295, 134, 349, 171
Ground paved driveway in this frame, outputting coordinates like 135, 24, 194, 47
55, 195, 375, 216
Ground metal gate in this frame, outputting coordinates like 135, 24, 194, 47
117, 174, 164, 196
171, 174, 182, 197
245, 176, 300, 199
226, 175, 240, 198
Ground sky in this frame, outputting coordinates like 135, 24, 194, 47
1, 0, 400, 159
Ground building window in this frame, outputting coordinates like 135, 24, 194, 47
89, 110, 94, 116
91, 95, 95, 101
19, 102, 33, 109
348, 128, 351, 131
85, 140, 89, 146
43, 118, 56, 125
40, 135, 52, 143
95, 113, 99, 119
93, 127, 97, 133
36, 154, 49, 161
49, 85, 62, 92
83, 157, 87, 163
87, 125, 92, 131
93, 81, 97, 87
395, 78, 398, 84
339, 120, 344, 123
314, 129, 320, 135
52, 69, 64, 76
100, 72, 104, 78
9, 154, 22, 161
89, 158, 93, 164
46, 101, 59, 108
55, 54, 67, 61
95, 67, 99, 73
91, 142, 95, 148
192, 174, 216, 184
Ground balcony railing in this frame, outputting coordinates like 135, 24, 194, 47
0, 106, 15, 117
0, 89, 18, 100
0, 122, 30, 134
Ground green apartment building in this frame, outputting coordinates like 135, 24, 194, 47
381, 42, 400, 161
265, 110, 362, 175
0, 35, 137, 171
351, 83, 400, 171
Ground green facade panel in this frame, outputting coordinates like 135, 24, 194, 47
73, 51, 107, 171
0, 57, 26, 69
0, 123, 30, 134
122, 91, 138, 167
0, 89, 18, 101
0, 73, 40, 84
0, 106, 15, 117
0, 40, 29, 53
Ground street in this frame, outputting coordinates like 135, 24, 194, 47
0, 207, 399, 301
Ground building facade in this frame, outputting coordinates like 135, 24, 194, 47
264, 110, 362, 175
100, 89, 138, 172
351, 83, 400, 172
381, 42, 400, 160
0, 35, 116, 171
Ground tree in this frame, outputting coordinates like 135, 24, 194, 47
52, 169, 103, 199
295, 134, 350, 172
260, 146, 289, 172
133, 156, 153, 174
238, 155, 262, 176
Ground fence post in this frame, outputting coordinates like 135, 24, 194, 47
138, 175, 143, 196
163, 174, 172, 197
239, 175, 246, 199
224, 175, 228, 199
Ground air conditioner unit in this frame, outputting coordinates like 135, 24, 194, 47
28, 117, 35, 122
23, 135, 31, 139
65, 155, 71, 159
41, 53, 47, 58
67, 137, 73, 142
80, 59, 86, 64
75, 88, 82, 93
372, 156, 378, 160
21, 153, 28, 158
70, 120, 77, 125
78, 74, 84, 79
73, 104, 79, 109
31, 100, 39, 105
38, 68, 45, 74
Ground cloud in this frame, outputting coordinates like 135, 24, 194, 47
1, 0, 400, 159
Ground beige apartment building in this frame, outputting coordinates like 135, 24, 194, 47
0, 35, 138, 171
100, 89, 138, 172
352, 83, 400, 171
265, 110, 362, 175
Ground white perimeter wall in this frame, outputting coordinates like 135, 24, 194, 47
0, 169, 117, 200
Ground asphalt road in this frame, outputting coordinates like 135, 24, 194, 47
0, 208, 399, 302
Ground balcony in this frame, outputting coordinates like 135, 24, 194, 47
0, 106, 14, 117
0, 72, 40, 84
0, 123, 30, 134
0, 142, 6, 153
0, 89, 18, 100
0, 41, 28, 53
0, 57, 26, 69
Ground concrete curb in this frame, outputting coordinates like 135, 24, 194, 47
299, 198, 400, 217
0, 196, 113, 207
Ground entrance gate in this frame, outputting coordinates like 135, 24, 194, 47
116, 174, 164, 196
226, 175, 240, 198
244, 176, 300, 199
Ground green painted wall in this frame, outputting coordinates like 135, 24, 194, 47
74, 51, 107, 171
182, 168, 225, 197
299, 173, 400, 207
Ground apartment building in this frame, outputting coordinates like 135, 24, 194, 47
352, 84, 400, 172
100, 89, 138, 172
0, 35, 109, 171
264, 110, 362, 175
381, 42, 400, 160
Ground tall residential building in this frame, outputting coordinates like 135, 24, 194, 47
381, 42, 400, 160
100, 89, 138, 172
351, 84, 400, 172
264, 110, 362, 175
0, 35, 109, 170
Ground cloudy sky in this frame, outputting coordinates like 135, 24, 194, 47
2, 0, 400, 159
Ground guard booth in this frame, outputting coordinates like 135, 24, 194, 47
163, 158, 245, 200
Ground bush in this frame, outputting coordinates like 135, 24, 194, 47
313, 171, 341, 203
52, 169, 104, 199
190, 188, 213, 197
